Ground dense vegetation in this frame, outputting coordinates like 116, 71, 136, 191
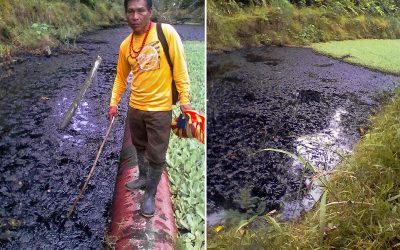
168, 41, 205, 249
208, 0, 400, 49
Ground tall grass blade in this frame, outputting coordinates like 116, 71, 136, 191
236, 215, 258, 233
264, 215, 282, 233
319, 190, 328, 239
256, 148, 315, 173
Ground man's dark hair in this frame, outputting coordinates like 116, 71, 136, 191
124, 0, 152, 12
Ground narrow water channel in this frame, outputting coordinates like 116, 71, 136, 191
207, 47, 400, 224
0, 24, 204, 249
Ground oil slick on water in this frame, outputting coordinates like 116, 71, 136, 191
282, 108, 351, 220
209, 108, 351, 225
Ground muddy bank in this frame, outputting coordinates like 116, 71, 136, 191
207, 46, 400, 220
0, 24, 203, 249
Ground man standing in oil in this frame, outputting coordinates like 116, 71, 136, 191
108, 0, 192, 217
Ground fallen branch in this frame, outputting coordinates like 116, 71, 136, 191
59, 55, 102, 129
67, 117, 115, 218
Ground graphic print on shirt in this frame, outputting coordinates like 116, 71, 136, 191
136, 41, 160, 72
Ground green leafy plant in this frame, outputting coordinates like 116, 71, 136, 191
222, 187, 268, 228
167, 41, 205, 249
0, 44, 6, 57
270, 0, 294, 16
66, 0, 78, 5
80, 0, 96, 9
31, 23, 51, 39
298, 24, 320, 44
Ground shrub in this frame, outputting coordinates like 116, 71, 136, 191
80, 0, 96, 9
298, 24, 319, 43
31, 23, 51, 39
0, 21, 12, 42
66, 0, 77, 5
270, 0, 294, 17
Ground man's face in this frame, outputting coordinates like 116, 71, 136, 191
126, 0, 152, 35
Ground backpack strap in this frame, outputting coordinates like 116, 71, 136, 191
157, 23, 173, 70
156, 22, 178, 105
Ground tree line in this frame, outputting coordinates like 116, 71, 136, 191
154, 0, 204, 11
64, 0, 204, 13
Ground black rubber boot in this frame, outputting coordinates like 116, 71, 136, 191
141, 162, 164, 217
125, 150, 148, 190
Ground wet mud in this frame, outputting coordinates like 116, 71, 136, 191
207, 47, 400, 221
0, 24, 203, 249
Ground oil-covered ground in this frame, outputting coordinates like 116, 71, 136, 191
207, 47, 400, 221
0, 24, 204, 249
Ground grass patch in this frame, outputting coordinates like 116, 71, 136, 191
312, 39, 400, 75
167, 41, 205, 250
208, 88, 400, 249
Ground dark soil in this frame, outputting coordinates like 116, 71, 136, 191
0, 24, 203, 249
207, 47, 400, 218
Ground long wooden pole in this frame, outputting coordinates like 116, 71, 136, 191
67, 117, 115, 218
59, 55, 102, 129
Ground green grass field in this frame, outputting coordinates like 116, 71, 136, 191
312, 39, 400, 75
167, 41, 205, 249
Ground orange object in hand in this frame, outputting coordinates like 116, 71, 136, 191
171, 110, 205, 144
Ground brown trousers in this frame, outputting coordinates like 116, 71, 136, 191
128, 107, 172, 165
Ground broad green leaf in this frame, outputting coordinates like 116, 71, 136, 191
195, 204, 205, 220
